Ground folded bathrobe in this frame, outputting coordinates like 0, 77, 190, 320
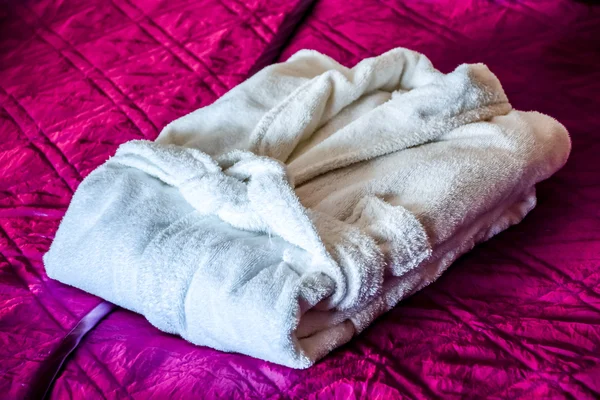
44, 48, 570, 368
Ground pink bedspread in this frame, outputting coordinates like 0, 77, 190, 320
1, 0, 599, 399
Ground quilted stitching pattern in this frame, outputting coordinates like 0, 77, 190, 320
0, 0, 312, 398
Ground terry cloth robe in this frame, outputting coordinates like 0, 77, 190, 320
44, 48, 571, 368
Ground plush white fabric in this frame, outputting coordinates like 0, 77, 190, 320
44, 48, 571, 368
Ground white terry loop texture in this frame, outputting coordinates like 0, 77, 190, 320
44, 48, 571, 368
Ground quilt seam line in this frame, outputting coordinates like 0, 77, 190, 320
428, 292, 543, 373
228, 0, 276, 35
312, 19, 371, 55
0, 97, 78, 193
115, 0, 231, 94
16, 5, 160, 139
378, 0, 466, 43
76, 347, 135, 400
500, 246, 600, 316
212, 0, 269, 44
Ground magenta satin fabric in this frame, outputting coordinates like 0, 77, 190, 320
1, 0, 599, 399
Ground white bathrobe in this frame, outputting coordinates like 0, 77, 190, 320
44, 48, 570, 368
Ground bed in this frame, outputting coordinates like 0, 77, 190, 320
1, 0, 599, 398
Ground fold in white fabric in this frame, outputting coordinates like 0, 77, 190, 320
44, 48, 571, 368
